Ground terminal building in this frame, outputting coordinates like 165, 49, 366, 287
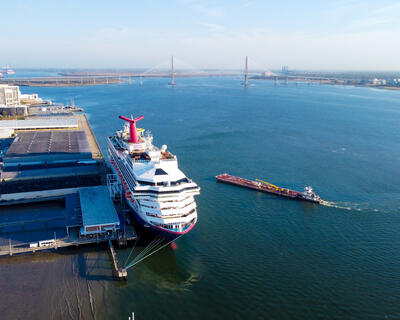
0, 108, 134, 258
3, 130, 92, 170
0, 114, 104, 194
79, 186, 120, 236
0, 117, 78, 138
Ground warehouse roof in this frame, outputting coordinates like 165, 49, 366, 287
0, 118, 77, 130
5, 130, 91, 158
79, 186, 120, 227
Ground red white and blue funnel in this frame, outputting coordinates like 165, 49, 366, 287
119, 115, 144, 143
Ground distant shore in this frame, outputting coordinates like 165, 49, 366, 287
0, 77, 123, 87
59, 71, 237, 78
0, 72, 236, 87
252, 76, 400, 91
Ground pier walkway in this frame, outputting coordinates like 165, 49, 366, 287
76, 114, 103, 160
0, 230, 136, 257
108, 239, 127, 279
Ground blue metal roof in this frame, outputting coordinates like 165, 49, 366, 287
79, 186, 120, 227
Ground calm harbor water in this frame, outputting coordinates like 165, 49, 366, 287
1, 77, 400, 319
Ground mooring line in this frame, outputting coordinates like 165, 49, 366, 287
125, 235, 183, 270
124, 235, 163, 268
128, 236, 164, 266
123, 232, 140, 268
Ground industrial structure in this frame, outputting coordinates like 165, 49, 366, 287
0, 84, 20, 105
3, 130, 92, 169
0, 114, 103, 193
0, 84, 44, 117
0, 99, 138, 281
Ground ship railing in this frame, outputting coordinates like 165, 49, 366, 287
130, 159, 152, 164
144, 202, 196, 216
160, 156, 177, 162
146, 208, 196, 220
141, 198, 195, 211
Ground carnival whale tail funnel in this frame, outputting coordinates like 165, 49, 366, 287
119, 115, 144, 143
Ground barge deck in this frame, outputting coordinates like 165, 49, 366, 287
216, 173, 322, 204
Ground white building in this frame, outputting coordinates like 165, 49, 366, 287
20, 93, 43, 103
0, 85, 21, 105
371, 78, 387, 86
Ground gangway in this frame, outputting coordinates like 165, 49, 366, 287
107, 173, 122, 201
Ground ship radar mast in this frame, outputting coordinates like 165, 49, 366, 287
119, 115, 144, 143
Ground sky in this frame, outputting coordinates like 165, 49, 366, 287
1, 0, 400, 71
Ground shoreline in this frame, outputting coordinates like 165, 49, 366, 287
252, 77, 400, 91
0, 78, 123, 87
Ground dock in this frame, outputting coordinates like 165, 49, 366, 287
108, 239, 127, 280
0, 186, 137, 257
0, 232, 116, 257
76, 113, 103, 160
0, 104, 138, 280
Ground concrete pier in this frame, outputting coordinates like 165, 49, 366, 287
0, 232, 115, 257
108, 239, 127, 280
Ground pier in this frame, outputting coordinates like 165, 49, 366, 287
76, 113, 103, 159
0, 187, 137, 257
108, 239, 127, 280
0, 232, 116, 257
0, 105, 138, 282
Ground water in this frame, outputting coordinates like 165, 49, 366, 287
2, 78, 400, 319
0, 69, 59, 78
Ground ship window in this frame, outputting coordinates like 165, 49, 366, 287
170, 177, 189, 186
155, 168, 168, 175
137, 180, 154, 186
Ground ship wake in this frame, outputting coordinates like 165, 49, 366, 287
320, 200, 382, 212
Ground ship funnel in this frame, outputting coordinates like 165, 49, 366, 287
119, 115, 144, 143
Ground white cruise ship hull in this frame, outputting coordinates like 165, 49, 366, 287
107, 136, 199, 241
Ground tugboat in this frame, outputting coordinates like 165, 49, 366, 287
107, 115, 200, 240
299, 186, 321, 203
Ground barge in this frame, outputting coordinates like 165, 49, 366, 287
216, 173, 322, 204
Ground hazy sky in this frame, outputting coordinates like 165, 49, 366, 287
2, 0, 400, 70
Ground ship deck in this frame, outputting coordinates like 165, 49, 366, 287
216, 174, 322, 204
216, 174, 300, 198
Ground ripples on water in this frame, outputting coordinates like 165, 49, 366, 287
1, 78, 400, 319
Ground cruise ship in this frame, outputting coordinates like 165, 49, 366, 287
107, 115, 200, 240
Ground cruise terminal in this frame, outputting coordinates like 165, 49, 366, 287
0, 85, 135, 279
